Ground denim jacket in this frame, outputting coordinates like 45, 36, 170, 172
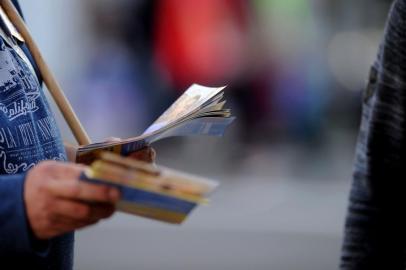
0, 1, 73, 269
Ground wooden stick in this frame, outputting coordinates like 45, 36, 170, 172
0, 0, 91, 145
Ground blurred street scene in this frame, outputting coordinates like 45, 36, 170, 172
20, 0, 393, 269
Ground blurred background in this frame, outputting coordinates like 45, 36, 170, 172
20, 0, 392, 269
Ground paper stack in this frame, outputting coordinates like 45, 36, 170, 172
80, 152, 218, 224
76, 84, 235, 164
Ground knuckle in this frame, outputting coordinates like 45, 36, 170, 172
39, 160, 59, 172
40, 181, 51, 194
91, 184, 109, 201
68, 182, 81, 198
99, 185, 110, 199
60, 165, 80, 179
41, 162, 83, 180
82, 183, 103, 201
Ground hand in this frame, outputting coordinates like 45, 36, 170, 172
64, 142, 78, 162
128, 146, 156, 163
104, 137, 156, 163
24, 161, 120, 240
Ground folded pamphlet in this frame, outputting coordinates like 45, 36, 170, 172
76, 84, 235, 164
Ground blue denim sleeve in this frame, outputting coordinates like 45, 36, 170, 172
0, 173, 50, 257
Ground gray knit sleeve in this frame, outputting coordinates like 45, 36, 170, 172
340, 1, 406, 269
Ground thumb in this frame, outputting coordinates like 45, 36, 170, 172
103, 137, 122, 143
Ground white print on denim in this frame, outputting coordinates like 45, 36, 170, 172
0, 38, 40, 122
0, 38, 66, 175
0, 116, 66, 174
0, 150, 65, 174
0, 116, 60, 148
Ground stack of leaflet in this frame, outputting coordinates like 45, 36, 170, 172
80, 152, 218, 224
76, 84, 235, 164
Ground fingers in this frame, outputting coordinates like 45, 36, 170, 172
64, 142, 79, 162
42, 162, 120, 203
41, 218, 91, 239
87, 203, 115, 220
103, 137, 122, 143
100, 138, 156, 163
46, 179, 121, 203
52, 200, 115, 221
49, 218, 96, 237
128, 147, 156, 163
43, 202, 114, 238
44, 161, 85, 180
25, 161, 119, 240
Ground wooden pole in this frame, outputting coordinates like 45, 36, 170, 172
0, 0, 91, 145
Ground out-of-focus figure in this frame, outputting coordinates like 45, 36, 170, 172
153, 0, 249, 89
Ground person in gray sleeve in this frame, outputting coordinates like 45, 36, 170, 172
341, 0, 406, 269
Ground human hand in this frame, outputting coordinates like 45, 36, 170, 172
128, 146, 156, 163
24, 161, 120, 240
64, 141, 78, 162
